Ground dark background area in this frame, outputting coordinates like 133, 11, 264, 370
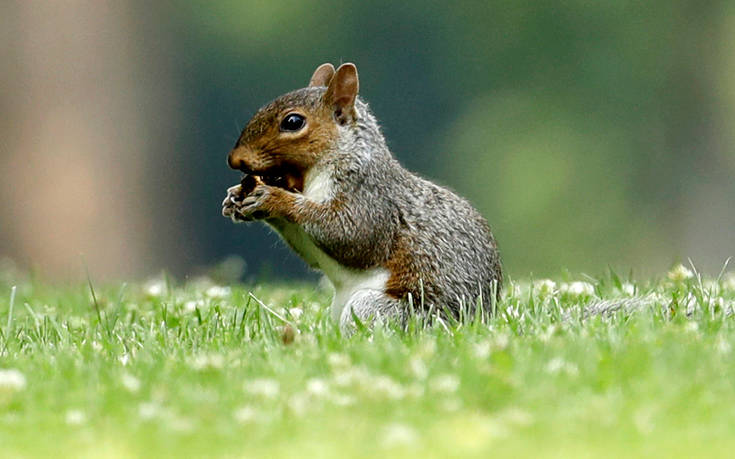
1, 1, 734, 281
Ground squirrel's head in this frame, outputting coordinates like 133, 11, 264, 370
227, 63, 360, 190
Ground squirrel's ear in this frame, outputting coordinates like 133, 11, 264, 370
324, 63, 359, 123
309, 63, 335, 87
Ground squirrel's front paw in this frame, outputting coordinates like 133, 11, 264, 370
222, 184, 254, 223
237, 184, 277, 220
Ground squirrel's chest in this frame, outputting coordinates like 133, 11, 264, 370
268, 220, 389, 319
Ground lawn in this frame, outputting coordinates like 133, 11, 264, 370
1, 264, 734, 458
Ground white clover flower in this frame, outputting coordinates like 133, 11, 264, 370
244, 378, 280, 399
381, 423, 418, 448
288, 393, 310, 416
716, 335, 732, 355
145, 280, 166, 297
121, 373, 141, 393
415, 340, 437, 359
65, 409, 87, 426
189, 353, 225, 371
561, 281, 595, 298
327, 352, 351, 368
621, 283, 636, 296
534, 279, 557, 296
330, 393, 356, 407
288, 307, 304, 319
493, 333, 510, 351
668, 264, 694, 282
408, 357, 428, 380
472, 341, 491, 359
184, 300, 204, 313
0, 369, 26, 392
633, 407, 655, 435
306, 378, 330, 397
205, 285, 231, 299
505, 305, 521, 319
138, 402, 162, 420
545, 357, 579, 376
440, 397, 462, 412
168, 416, 194, 433
370, 375, 406, 400
333, 366, 369, 387
723, 273, 735, 291
233, 405, 258, 424
430, 374, 460, 394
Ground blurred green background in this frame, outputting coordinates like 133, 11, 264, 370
1, 1, 734, 281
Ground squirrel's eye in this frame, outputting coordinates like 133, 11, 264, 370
280, 113, 305, 132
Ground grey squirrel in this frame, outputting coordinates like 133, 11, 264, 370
222, 63, 502, 330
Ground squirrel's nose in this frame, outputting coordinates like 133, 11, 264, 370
228, 149, 243, 170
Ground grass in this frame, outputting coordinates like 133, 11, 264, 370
1, 263, 735, 458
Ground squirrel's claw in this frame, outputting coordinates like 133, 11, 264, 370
222, 183, 273, 222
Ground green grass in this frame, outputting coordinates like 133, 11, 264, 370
1, 264, 735, 458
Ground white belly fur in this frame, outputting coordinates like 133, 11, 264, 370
270, 221, 389, 321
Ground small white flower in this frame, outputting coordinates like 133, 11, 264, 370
723, 273, 735, 291
534, 279, 557, 296
472, 341, 491, 359
668, 264, 694, 282
333, 367, 369, 387
205, 286, 231, 299
716, 335, 732, 355
0, 369, 26, 392
145, 280, 166, 297
440, 397, 462, 412
168, 416, 194, 433
306, 378, 330, 397
189, 353, 225, 371
381, 423, 418, 448
633, 407, 655, 435
288, 393, 310, 416
119, 354, 131, 366
370, 375, 405, 400
493, 333, 510, 350
327, 353, 351, 368
244, 378, 280, 399
430, 374, 460, 394
288, 307, 304, 319
233, 405, 258, 423
621, 283, 636, 296
546, 357, 579, 376
561, 281, 595, 298
331, 393, 356, 406
415, 340, 437, 359
121, 373, 141, 393
65, 409, 86, 426
138, 402, 161, 420
408, 357, 428, 380
184, 300, 204, 313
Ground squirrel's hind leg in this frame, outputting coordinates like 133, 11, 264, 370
339, 290, 404, 334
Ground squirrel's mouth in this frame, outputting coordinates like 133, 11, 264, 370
240, 168, 304, 194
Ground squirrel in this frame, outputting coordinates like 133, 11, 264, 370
222, 63, 502, 331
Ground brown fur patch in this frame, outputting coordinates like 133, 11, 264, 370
383, 233, 435, 304
229, 88, 338, 194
